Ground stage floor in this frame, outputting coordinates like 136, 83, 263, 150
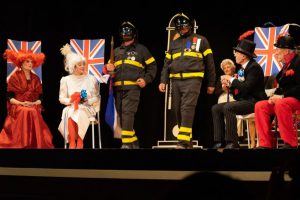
0, 148, 299, 200
0, 148, 299, 179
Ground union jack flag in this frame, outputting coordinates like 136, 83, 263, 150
7, 39, 42, 82
70, 39, 106, 82
254, 24, 289, 76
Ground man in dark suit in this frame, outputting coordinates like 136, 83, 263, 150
212, 39, 267, 149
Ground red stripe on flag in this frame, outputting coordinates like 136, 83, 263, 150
88, 58, 104, 65
83, 40, 90, 72
21, 41, 28, 51
265, 27, 276, 75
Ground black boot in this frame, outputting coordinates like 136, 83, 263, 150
121, 140, 139, 149
176, 141, 193, 149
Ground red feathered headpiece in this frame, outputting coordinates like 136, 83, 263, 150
3, 49, 45, 68
238, 30, 254, 41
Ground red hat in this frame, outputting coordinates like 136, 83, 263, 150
3, 49, 45, 68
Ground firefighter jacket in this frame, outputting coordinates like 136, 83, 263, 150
112, 41, 157, 90
160, 32, 215, 87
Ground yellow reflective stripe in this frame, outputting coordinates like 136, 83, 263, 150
113, 81, 137, 86
203, 49, 212, 56
169, 72, 204, 78
114, 60, 122, 67
179, 126, 192, 133
165, 53, 171, 59
183, 52, 203, 58
121, 130, 135, 136
172, 52, 181, 59
177, 134, 191, 141
124, 60, 144, 68
122, 136, 138, 143
145, 57, 155, 65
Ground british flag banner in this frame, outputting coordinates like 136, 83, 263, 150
254, 24, 289, 76
7, 39, 42, 82
70, 39, 108, 83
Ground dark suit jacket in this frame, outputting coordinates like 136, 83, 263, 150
230, 59, 267, 102
275, 54, 300, 101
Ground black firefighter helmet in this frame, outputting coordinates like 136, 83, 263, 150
120, 21, 137, 42
173, 13, 193, 36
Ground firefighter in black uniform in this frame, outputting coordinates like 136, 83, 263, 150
159, 13, 216, 149
105, 21, 157, 149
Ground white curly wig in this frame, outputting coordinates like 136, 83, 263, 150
60, 44, 86, 74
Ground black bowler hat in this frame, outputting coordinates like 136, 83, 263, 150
233, 39, 257, 58
274, 35, 296, 49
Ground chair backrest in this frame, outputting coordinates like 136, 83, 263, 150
265, 88, 276, 97
93, 99, 100, 113
92, 81, 101, 113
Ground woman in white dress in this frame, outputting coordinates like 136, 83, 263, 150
58, 44, 100, 149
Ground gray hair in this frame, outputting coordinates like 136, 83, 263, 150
220, 59, 235, 70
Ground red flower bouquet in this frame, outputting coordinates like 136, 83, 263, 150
70, 90, 87, 110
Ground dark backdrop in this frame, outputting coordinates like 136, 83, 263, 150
0, 1, 299, 148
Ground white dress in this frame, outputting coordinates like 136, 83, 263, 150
58, 74, 100, 141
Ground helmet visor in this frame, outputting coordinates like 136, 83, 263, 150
175, 17, 190, 30
121, 26, 133, 37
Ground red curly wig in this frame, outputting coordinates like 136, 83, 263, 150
3, 49, 45, 68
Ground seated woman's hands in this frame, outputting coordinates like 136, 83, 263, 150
268, 94, 283, 104
21, 100, 41, 107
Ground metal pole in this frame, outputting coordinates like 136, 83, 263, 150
163, 84, 168, 141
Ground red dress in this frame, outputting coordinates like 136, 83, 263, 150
0, 70, 54, 148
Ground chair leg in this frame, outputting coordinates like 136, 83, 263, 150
92, 121, 95, 149
246, 120, 250, 149
63, 112, 68, 149
97, 112, 102, 149
249, 120, 256, 148
274, 117, 279, 148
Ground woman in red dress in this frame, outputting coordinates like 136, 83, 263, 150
0, 49, 54, 148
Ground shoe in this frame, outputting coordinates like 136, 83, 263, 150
176, 141, 193, 149
212, 142, 222, 149
131, 141, 139, 149
279, 143, 297, 149
238, 136, 245, 143
121, 141, 140, 149
255, 146, 270, 149
121, 143, 132, 149
224, 142, 240, 149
